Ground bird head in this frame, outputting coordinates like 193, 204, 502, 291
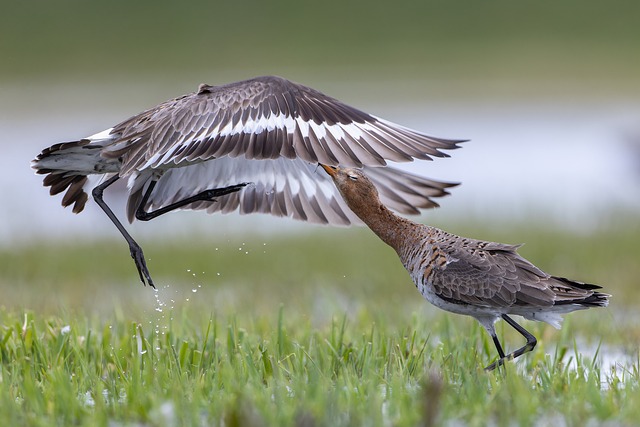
320, 164, 380, 210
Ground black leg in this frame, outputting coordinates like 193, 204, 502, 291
92, 175, 154, 288
135, 182, 250, 222
501, 314, 537, 359
484, 333, 507, 371
484, 314, 537, 371
492, 334, 506, 359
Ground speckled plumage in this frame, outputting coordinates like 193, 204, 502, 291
321, 164, 610, 371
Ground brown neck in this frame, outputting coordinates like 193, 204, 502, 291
346, 194, 417, 251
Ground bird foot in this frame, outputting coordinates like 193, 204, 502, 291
199, 183, 250, 201
129, 242, 155, 288
484, 355, 513, 372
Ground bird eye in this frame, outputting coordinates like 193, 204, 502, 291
347, 174, 358, 181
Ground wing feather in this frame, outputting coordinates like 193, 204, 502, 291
125, 158, 455, 226
101, 76, 462, 176
429, 233, 563, 308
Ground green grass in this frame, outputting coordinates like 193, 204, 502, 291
0, 221, 638, 426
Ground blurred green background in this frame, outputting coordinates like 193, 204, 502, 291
2, 0, 639, 93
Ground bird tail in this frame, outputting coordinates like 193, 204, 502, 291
553, 277, 610, 308
31, 140, 95, 213
33, 129, 125, 215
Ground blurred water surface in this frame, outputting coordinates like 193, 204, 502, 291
1, 80, 638, 246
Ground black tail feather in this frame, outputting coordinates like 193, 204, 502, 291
32, 140, 93, 214
553, 276, 610, 307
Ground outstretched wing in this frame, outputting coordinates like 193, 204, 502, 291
104, 76, 463, 176
126, 158, 458, 224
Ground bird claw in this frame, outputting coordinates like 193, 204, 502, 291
129, 243, 155, 288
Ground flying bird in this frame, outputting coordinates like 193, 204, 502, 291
320, 164, 609, 370
32, 76, 464, 288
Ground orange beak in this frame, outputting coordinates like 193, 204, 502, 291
320, 164, 337, 178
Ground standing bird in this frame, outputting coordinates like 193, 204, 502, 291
32, 76, 464, 288
320, 164, 609, 370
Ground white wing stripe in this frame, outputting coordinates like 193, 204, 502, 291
136, 111, 449, 171
211, 113, 298, 137
87, 128, 115, 143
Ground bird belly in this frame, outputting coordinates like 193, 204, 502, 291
415, 278, 501, 318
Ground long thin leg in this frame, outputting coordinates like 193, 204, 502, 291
484, 332, 507, 371
135, 182, 249, 221
492, 334, 506, 359
92, 175, 154, 288
502, 314, 537, 359
484, 314, 537, 371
